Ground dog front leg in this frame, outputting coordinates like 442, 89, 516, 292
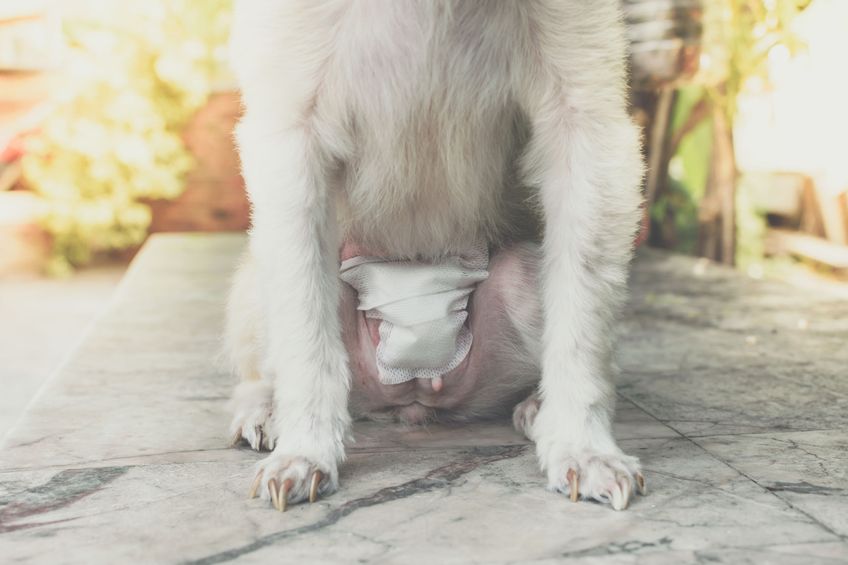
520, 1, 647, 510
238, 118, 351, 510
528, 107, 646, 509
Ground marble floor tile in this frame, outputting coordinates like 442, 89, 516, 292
764, 542, 848, 562
350, 398, 679, 454
616, 249, 848, 438
1, 437, 841, 564
0, 265, 124, 440
1, 235, 846, 564
617, 365, 848, 437
698, 429, 848, 538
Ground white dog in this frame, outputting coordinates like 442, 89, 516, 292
226, 0, 646, 512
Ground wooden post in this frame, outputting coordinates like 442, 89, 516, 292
697, 101, 737, 265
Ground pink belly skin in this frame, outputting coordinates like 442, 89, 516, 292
340, 242, 543, 424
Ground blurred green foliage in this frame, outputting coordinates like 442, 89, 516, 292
653, 86, 712, 255
22, 1, 232, 275
700, 0, 810, 124
659, 0, 809, 268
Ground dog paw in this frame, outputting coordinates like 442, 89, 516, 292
512, 393, 541, 440
228, 380, 276, 451
248, 452, 337, 511
546, 450, 646, 510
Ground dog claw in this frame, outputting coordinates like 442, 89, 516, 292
248, 473, 262, 499
279, 479, 292, 512
611, 478, 631, 511
268, 479, 280, 511
636, 472, 647, 495
309, 471, 323, 503
567, 469, 579, 502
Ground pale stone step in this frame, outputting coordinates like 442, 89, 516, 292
0, 233, 845, 563
0, 262, 123, 438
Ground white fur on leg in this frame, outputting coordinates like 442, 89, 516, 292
519, 0, 646, 510
224, 255, 276, 451
224, 254, 263, 383
231, 1, 353, 506
238, 121, 352, 504
512, 393, 540, 440
228, 380, 275, 451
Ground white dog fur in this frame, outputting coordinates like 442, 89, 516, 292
226, 0, 646, 510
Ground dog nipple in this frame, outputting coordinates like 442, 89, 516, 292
431, 376, 443, 393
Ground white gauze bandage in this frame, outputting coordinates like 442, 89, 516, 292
339, 243, 490, 385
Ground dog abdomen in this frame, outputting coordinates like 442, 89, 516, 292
325, 1, 534, 258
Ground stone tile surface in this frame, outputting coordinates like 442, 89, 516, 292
699, 429, 848, 538
619, 251, 848, 438
0, 265, 124, 439
0, 234, 846, 564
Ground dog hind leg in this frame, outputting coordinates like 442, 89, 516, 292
225, 255, 276, 451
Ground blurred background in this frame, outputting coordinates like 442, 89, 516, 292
1, 0, 846, 437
